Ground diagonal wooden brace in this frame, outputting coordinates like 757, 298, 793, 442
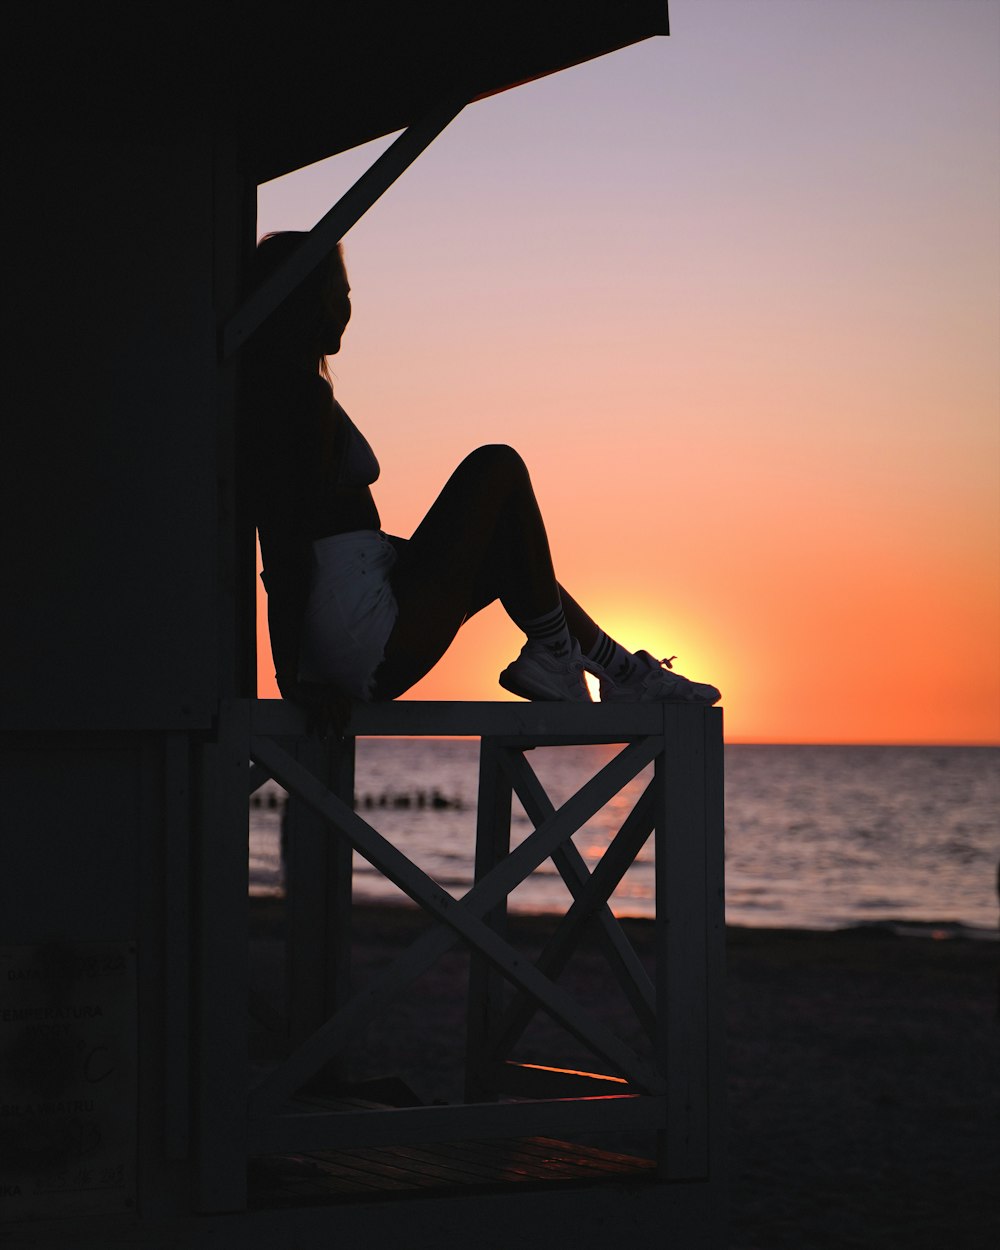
223, 96, 467, 358
248, 761, 273, 795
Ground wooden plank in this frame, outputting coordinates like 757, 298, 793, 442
252, 698, 666, 740
532, 1136, 657, 1168
465, 1150, 582, 1181
249, 736, 664, 1108
294, 1152, 417, 1192
135, 739, 167, 1214
248, 1095, 666, 1154
194, 699, 249, 1212
425, 1138, 571, 1183
376, 1142, 520, 1184
657, 704, 710, 1180
409, 1136, 651, 1181
254, 1151, 385, 1194
485, 1062, 630, 1100
305, 1148, 446, 1190
511, 1137, 654, 1176
256, 1136, 656, 1199
212, 104, 257, 706
405, 1145, 567, 1180
162, 733, 191, 1161
319, 1146, 467, 1189
396, 1139, 542, 1181
373, 1145, 501, 1185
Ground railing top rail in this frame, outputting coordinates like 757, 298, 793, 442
251, 699, 716, 739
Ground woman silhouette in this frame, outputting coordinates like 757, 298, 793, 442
244, 233, 720, 710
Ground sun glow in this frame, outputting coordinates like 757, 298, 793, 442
254, 2, 1000, 745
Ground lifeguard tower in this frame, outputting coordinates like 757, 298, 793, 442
2, 4, 725, 1246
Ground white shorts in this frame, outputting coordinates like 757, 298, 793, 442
298, 530, 399, 699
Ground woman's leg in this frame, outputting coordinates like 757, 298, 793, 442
370, 443, 720, 704
372, 444, 594, 699
465, 568, 599, 647
556, 586, 601, 657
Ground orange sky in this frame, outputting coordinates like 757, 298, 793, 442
255, 0, 999, 745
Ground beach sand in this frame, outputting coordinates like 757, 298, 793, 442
249, 899, 999, 1249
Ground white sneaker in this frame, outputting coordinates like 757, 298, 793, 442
499, 639, 592, 702
596, 650, 720, 705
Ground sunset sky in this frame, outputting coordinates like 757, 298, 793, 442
255, 0, 999, 745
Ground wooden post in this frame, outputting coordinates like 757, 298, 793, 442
703, 704, 727, 1246
465, 737, 514, 1101
655, 704, 723, 1181
285, 734, 355, 1053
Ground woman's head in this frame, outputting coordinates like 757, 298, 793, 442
250, 231, 351, 366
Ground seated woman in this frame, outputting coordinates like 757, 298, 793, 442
243, 232, 720, 710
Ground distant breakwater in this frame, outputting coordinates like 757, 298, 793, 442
250, 788, 464, 813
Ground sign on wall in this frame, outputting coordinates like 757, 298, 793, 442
0, 941, 137, 1221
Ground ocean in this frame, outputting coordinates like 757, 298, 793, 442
249, 742, 999, 935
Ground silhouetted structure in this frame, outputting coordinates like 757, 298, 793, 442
2, 5, 726, 1246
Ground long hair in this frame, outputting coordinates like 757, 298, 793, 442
247, 231, 345, 383
242, 233, 347, 485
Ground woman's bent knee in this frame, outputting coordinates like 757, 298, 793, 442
458, 443, 529, 486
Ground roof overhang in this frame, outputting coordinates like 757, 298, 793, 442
11, 3, 667, 185
236, 1, 669, 184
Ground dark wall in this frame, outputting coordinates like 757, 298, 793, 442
3, 10, 235, 729
1, 1, 668, 729
1, 18, 237, 1212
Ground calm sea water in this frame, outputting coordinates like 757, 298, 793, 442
249, 742, 999, 934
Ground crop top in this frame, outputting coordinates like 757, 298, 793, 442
248, 371, 389, 684
335, 401, 380, 488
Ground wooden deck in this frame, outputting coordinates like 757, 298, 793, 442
250, 1126, 656, 1206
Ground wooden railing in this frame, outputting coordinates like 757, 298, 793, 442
195, 699, 724, 1212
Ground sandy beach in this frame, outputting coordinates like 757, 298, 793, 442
249, 899, 999, 1249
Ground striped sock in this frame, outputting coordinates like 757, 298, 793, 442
586, 630, 636, 682
519, 604, 573, 660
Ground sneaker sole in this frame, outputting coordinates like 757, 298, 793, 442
601, 687, 721, 706
498, 667, 591, 703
